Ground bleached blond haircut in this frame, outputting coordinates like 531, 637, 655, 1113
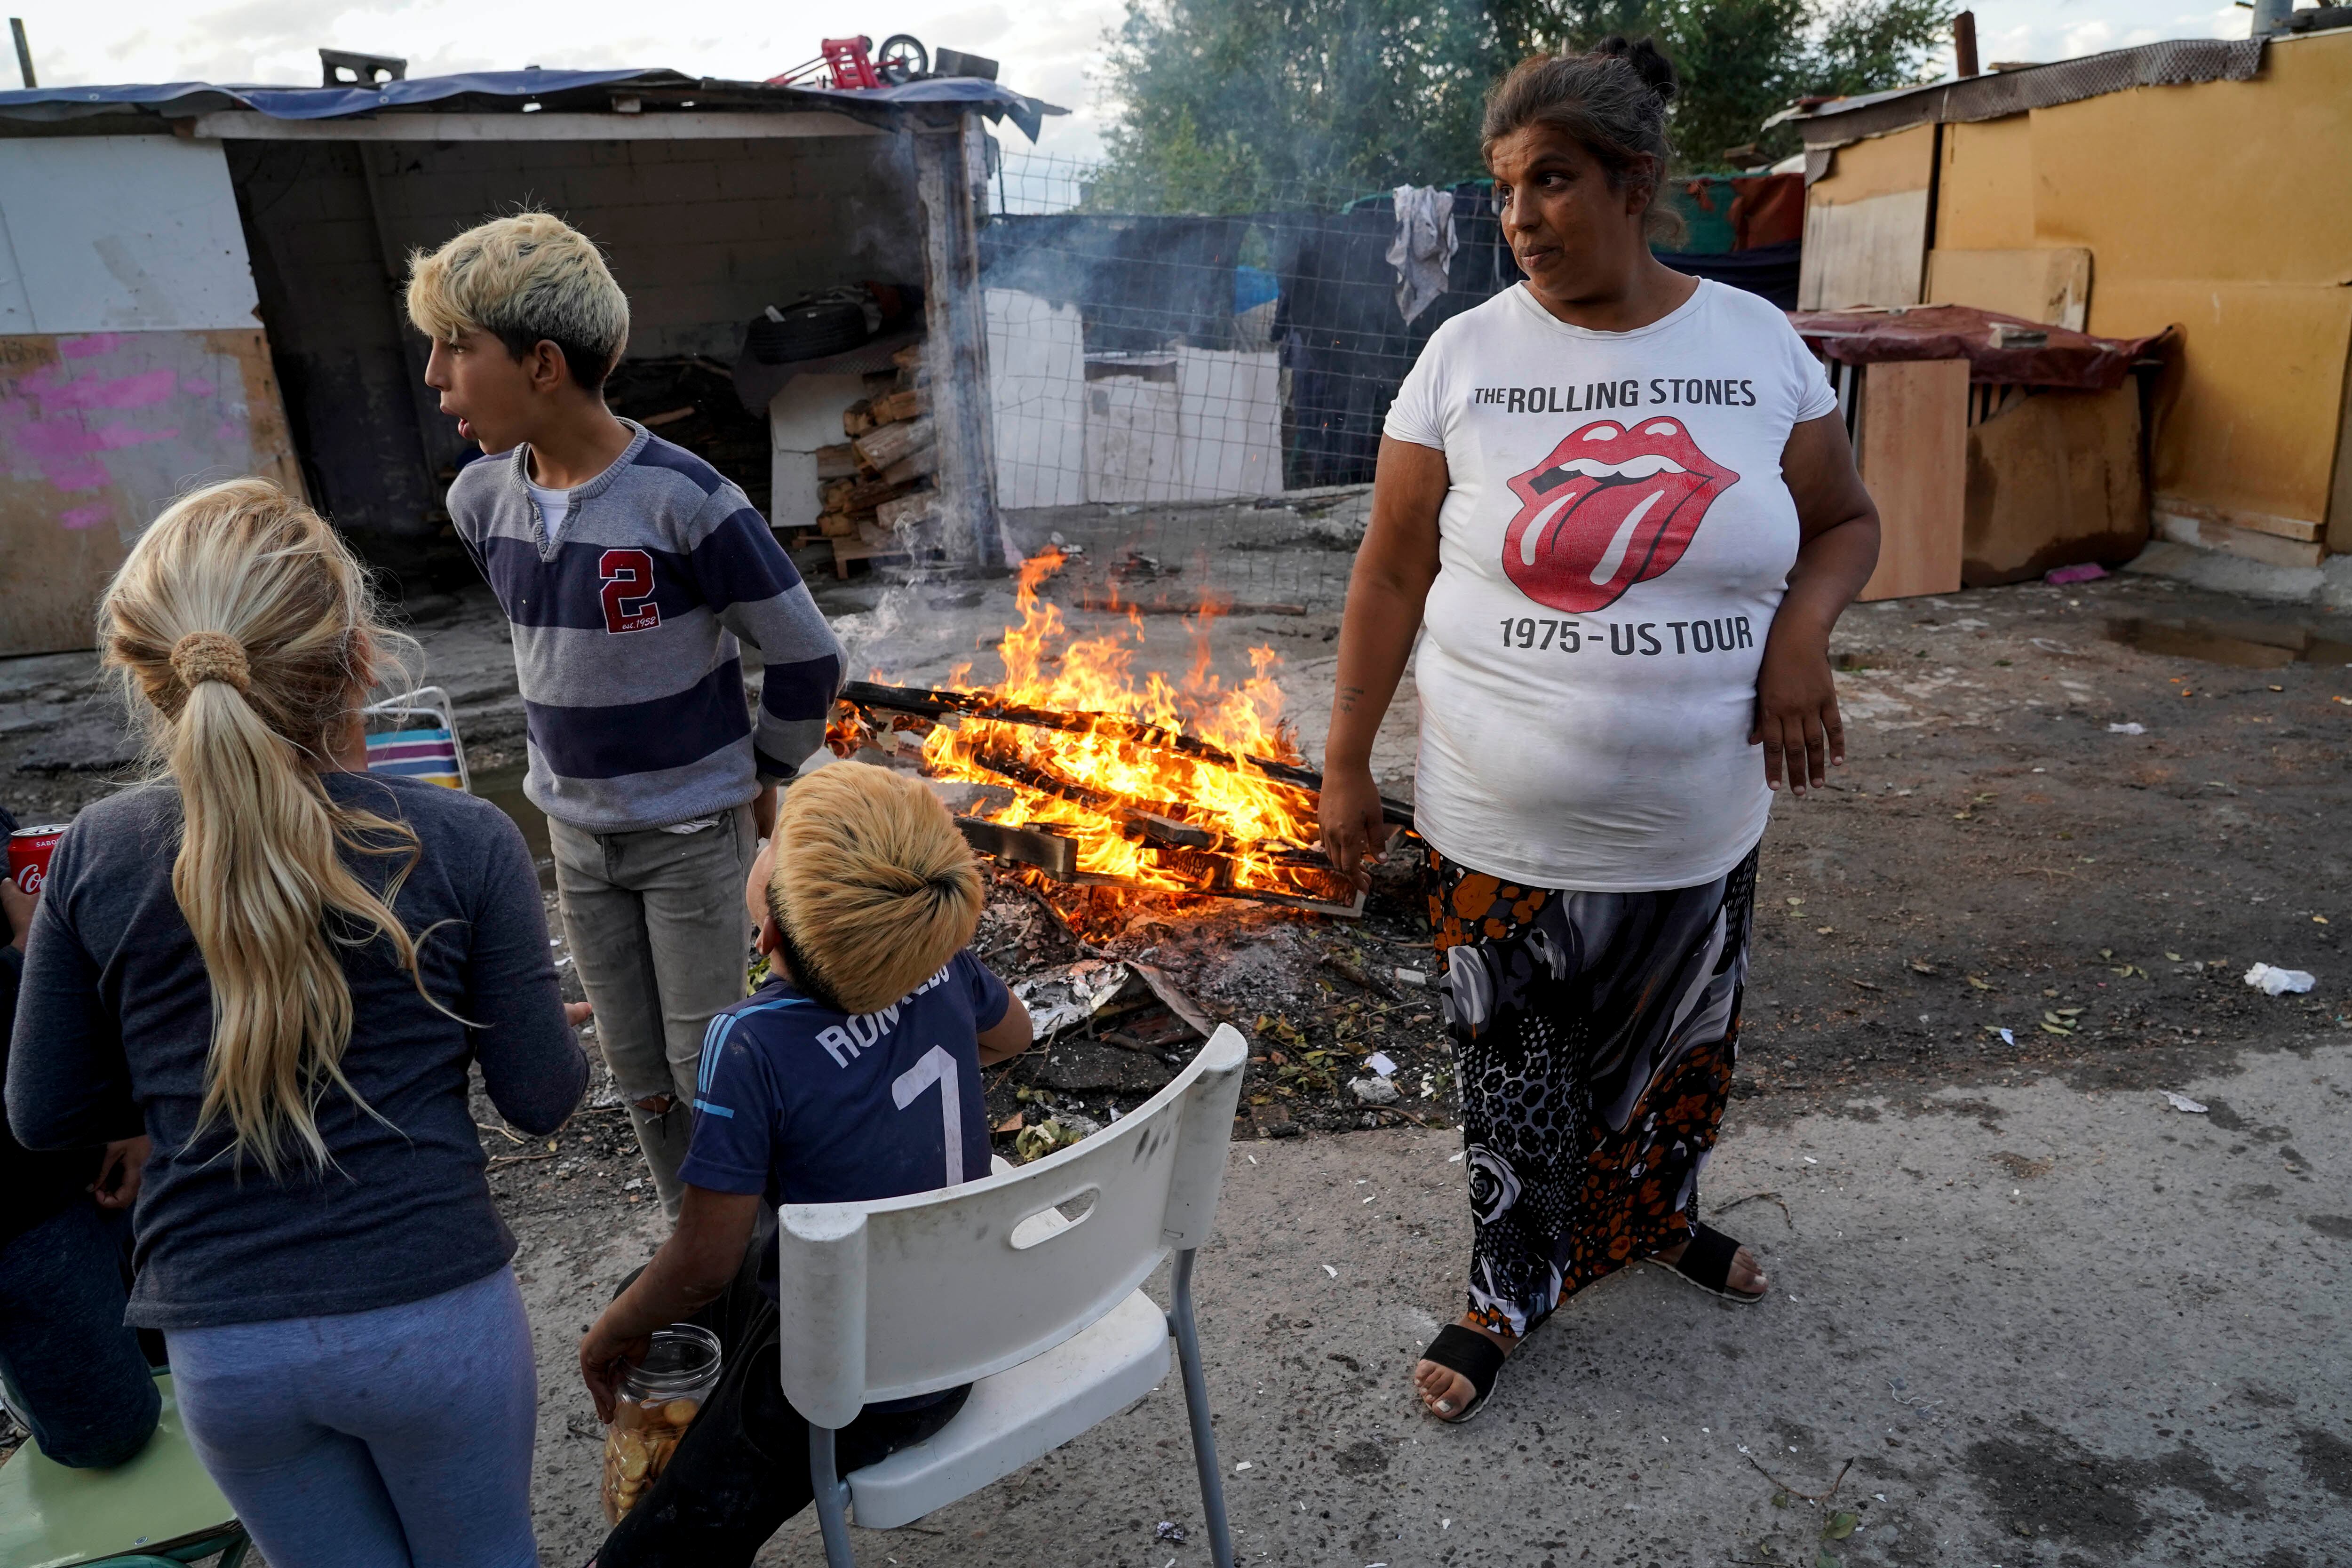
405, 210, 629, 389
101, 478, 442, 1176
768, 764, 985, 1017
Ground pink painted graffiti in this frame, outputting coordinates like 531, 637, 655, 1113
16, 366, 178, 411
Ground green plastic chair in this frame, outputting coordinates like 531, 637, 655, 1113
0, 1372, 249, 1568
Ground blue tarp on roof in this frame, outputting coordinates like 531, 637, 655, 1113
0, 67, 1062, 138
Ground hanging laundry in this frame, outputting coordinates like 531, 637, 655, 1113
1386, 185, 1458, 324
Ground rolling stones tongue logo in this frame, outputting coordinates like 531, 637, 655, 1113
1501, 417, 1738, 613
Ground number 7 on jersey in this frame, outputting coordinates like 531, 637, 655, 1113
891, 1045, 964, 1186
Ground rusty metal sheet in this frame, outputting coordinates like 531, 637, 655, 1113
1785, 304, 2171, 390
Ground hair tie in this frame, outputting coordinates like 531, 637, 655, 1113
170, 630, 252, 695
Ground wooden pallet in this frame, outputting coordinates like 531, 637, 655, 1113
829, 536, 943, 578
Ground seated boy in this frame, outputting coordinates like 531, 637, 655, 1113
0, 827, 160, 1470
578, 762, 1033, 1567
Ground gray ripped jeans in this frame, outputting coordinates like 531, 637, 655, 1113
549, 805, 756, 1218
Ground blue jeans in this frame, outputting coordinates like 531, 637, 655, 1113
167, 1266, 540, 1568
0, 1198, 159, 1468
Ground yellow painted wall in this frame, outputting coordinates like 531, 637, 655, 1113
1923, 32, 2352, 534
1936, 117, 2035, 250
1809, 123, 1935, 205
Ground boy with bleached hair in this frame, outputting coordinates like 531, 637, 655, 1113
408, 212, 845, 1218
577, 762, 1033, 1566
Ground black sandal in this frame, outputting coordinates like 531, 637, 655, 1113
1652, 1222, 1767, 1304
1416, 1324, 1509, 1423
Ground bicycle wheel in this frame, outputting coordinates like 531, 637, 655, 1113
875, 34, 928, 84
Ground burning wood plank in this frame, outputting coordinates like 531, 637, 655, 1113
832, 549, 1395, 923
839, 680, 1414, 827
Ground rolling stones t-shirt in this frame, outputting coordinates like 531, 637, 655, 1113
1383, 279, 1839, 891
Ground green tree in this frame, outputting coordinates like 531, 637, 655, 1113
1093, 0, 1518, 210
1094, 0, 1954, 206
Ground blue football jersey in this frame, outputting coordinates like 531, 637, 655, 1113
678, 952, 1009, 1252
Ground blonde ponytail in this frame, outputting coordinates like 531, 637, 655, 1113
101, 478, 435, 1176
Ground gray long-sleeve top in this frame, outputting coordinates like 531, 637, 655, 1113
447, 420, 846, 833
6, 772, 587, 1329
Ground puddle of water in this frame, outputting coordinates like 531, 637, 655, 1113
2103, 617, 2352, 670
470, 763, 556, 890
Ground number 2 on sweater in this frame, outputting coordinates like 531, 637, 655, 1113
598, 548, 661, 634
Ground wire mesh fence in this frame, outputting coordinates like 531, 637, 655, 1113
979, 150, 1521, 512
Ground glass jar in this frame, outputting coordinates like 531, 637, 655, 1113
600, 1324, 723, 1525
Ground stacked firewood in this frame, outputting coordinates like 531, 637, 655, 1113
814, 343, 940, 545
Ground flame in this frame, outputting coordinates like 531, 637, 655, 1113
862, 550, 1341, 913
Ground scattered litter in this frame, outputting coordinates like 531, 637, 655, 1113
1012, 1114, 1101, 1164
1394, 967, 1429, 987
1322, 1264, 1339, 1278
1983, 1026, 2016, 1046
622, 1178, 642, 1192
1349, 1075, 1402, 1106
1246, 1154, 1257, 1165
1234, 1461, 1252, 1472
2044, 562, 2108, 586
1802, 1157, 1818, 1165
2245, 963, 2316, 997
2106, 722, 2145, 735
1155, 1521, 1187, 1544
1366, 1051, 1399, 1078
1447, 1150, 1464, 1162
2161, 1091, 2209, 1114
1013, 960, 1136, 1039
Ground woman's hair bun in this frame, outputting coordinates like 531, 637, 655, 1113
1595, 34, 1677, 104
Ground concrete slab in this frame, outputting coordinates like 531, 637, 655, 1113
518, 1043, 2351, 1567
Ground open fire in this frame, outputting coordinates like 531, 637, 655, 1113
828, 550, 1375, 919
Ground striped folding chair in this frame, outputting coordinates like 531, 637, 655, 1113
362, 686, 469, 793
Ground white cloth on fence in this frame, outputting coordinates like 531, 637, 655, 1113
1386, 185, 1458, 324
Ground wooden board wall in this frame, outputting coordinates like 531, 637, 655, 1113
1923, 36, 2352, 553
0, 329, 303, 657
1797, 124, 1935, 312
1799, 191, 1931, 311
1856, 358, 1969, 601
1963, 385, 2146, 585
1926, 247, 2093, 331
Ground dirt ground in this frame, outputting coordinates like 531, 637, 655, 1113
2, 505, 2347, 1563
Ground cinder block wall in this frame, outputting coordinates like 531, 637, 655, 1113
368, 135, 924, 364
230, 130, 924, 545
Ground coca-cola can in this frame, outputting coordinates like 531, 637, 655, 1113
8, 823, 67, 897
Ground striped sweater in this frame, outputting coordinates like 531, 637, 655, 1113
447, 421, 844, 833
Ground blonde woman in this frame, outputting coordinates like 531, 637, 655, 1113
5, 479, 588, 1567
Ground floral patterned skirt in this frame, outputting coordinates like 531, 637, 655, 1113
1429, 842, 1759, 1341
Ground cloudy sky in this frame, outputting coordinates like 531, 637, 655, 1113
9, 1, 2257, 160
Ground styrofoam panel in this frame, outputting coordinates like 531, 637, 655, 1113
984, 289, 1085, 510
0, 137, 258, 332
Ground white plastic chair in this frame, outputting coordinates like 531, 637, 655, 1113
777, 1024, 1248, 1568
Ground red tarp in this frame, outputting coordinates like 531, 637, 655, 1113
1785, 304, 2173, 390
1729, 174, 1804, 251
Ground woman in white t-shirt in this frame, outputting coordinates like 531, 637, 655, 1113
1319, 38, 1881, 1423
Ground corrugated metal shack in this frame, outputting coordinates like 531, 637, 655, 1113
1786, 27, 2352, 575
0, 66, 1058, 655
